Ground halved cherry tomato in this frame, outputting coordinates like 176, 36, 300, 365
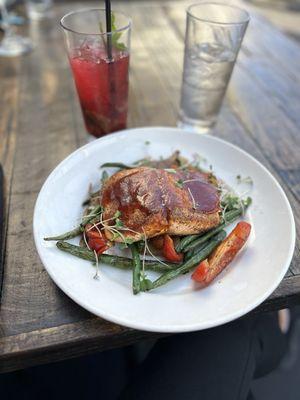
85, 224, 104, 239
162, 235, 183, 263
88, 237, 108, 255
86, 229, 103, 240
85, 226, 109, 255
192, 221, 251, 285
191, 260, 209, 282
150, 235, 165, 250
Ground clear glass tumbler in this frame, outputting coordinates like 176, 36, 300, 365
61, 9, 131, 138
26, 0, 53, 20
178, 3, 249, 132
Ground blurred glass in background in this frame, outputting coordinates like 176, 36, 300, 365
0, 0, 33, 56
26, 0, 53, 20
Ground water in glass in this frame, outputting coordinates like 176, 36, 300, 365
180, 42, 235, 128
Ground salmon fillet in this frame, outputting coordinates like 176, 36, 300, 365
101, 167, 220, 242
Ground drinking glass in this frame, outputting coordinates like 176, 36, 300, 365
0, 0, 34, 57
178, 3, 249, 132
61, 9, 131, 138
26, 0, 53, 20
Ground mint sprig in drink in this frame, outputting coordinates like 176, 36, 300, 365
61, 9, 131, 138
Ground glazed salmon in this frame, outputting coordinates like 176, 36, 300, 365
101, 167, 220, 242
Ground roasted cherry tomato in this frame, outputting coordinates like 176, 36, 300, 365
162, 235, 183, 263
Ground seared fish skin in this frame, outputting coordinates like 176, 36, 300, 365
101, 167, 220, 242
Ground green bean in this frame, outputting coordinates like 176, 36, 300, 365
136, 241, 145, 253
101, 170, 109, 183
56, 241, 178, 272
175, 234, 199, 253
44, 226, 82, 242
101, 160, 150, 170
144, 230, 227, 291
184, 242, 208, 260
44, 206, 102, 241
100, 162, 135, 170
130, 244, 141, 295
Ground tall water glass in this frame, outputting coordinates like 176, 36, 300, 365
178, 3, 249, 132
61, 9, 131, 138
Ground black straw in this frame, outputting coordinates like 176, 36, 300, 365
105, 0, 113, 61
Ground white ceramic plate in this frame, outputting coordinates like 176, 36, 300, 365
33, 127, 295, 332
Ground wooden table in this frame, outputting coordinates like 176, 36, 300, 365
0, 0, 299, 373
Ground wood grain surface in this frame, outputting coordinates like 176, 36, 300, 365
0, 0, 299, 373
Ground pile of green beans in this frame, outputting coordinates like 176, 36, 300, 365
146, 230, 226, 291
56, 229, 226, 294
56, 241, 178, 273
50, 200, 251, 294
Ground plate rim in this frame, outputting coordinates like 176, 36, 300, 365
33, 126, 296, 332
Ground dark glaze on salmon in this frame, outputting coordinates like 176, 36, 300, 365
101, 167, 220, 242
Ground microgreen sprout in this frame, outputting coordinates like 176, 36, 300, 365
236, 175, 253, 185
187, 187, 197, 210
93, 250, 100, 280
218, 180, 252, 221
114, 210, 122, 218
175, 179, 184, 189
141, 227, 170, 269
191, 153, 207, 169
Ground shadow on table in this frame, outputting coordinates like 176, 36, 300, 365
0, 346, 132, 400
1, 307, 300, 400
252, 306, 300, 400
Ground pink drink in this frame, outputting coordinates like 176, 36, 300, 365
70, 45, 129, 138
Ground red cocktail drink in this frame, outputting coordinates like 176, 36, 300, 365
61, 9, 131, 138
70, 47, 129, 137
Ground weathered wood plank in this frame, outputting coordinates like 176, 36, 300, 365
1, 192, 92, 337
227, 62, 299, 193
11, 22, 78, 195
0, 6, 90, 338
0, 318, 164, 374
0, 57, 22, 339
242, 11, 300, 82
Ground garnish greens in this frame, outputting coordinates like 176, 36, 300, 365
218, 179, 252, 221
111, 13, 126, 51
175, 179, 184, 189
99, 13, 126, 52
191, 153, 207, 169
236, 175, 253, 185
